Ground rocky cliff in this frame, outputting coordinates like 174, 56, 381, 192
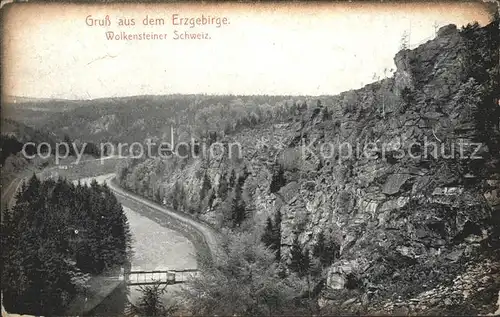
118, 20, 499, 315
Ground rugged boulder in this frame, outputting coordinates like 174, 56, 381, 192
118, 18, 500, 315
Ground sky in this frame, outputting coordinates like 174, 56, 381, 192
1, 2, 494, 100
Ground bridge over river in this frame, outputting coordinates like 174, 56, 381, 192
2, 168, 210, 316
120, 269, 200, 286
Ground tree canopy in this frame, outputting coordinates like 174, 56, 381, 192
1, 174, 132, 315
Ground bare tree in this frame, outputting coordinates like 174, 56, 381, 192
433, 21, 440, 36
400, 30, 410, 50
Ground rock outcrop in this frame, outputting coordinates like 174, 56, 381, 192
119, 19, 500, 315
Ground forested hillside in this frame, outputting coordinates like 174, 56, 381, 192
1, 14, 498, 317
116, 18, 500, 315
1, 175, 132, 315
0, 118, 104, 191
3, 95, 312, 145
0, 119, 59, 189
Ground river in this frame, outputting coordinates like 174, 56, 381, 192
76, 175, 197, 307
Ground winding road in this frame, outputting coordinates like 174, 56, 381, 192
2, 163, 221, 264
103, 174, 221, 263
1, 175, 25, 210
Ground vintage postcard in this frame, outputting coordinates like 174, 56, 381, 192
1, 1, 499, 316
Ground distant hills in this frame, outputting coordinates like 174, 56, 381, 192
3, 95, 78, 104
2, 94, 309, 145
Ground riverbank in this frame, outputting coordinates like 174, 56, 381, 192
77, 176, 197, 306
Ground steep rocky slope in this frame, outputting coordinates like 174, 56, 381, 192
118, 20, 499, 315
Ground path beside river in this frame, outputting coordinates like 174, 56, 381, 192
76, 175, 197, 305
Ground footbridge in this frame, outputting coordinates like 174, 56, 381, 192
119, 269, 200, 286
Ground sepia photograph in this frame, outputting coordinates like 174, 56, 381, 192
1, 1, 499, 316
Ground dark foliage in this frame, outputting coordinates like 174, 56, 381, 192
199, 173, 212, 202
261, 210, 282, 260
129, 281, 176, 317
312, 231, 339, 267
289, 237, 311, 277
1, 174, 132, 315
0, 135, 25, 164
217, 172, 229, 201
171, 181, 185, 211
84, 142, 103, 157
230, 176, 246, 228
460, 16, 500, 153
270, 164, 286, 193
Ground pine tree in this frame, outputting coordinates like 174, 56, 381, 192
229, 169, 236, 188
229, 175, 247, 228
217, 173, 228, 201
312, 232, 338, 267
271, 210, 282, 260
261, 210, 282, 261
172, 181, 185, 211
313, 232, 326, 261
18, 173, 41, 204
130, 282, 173, 316
154, 187, 162, 203
270, 164, 286, 193
262, 217, 275, 247
200, 173, 211, 202
2, 175, 132, 315
231, 187, 246, 228
289, 237, 310, 277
